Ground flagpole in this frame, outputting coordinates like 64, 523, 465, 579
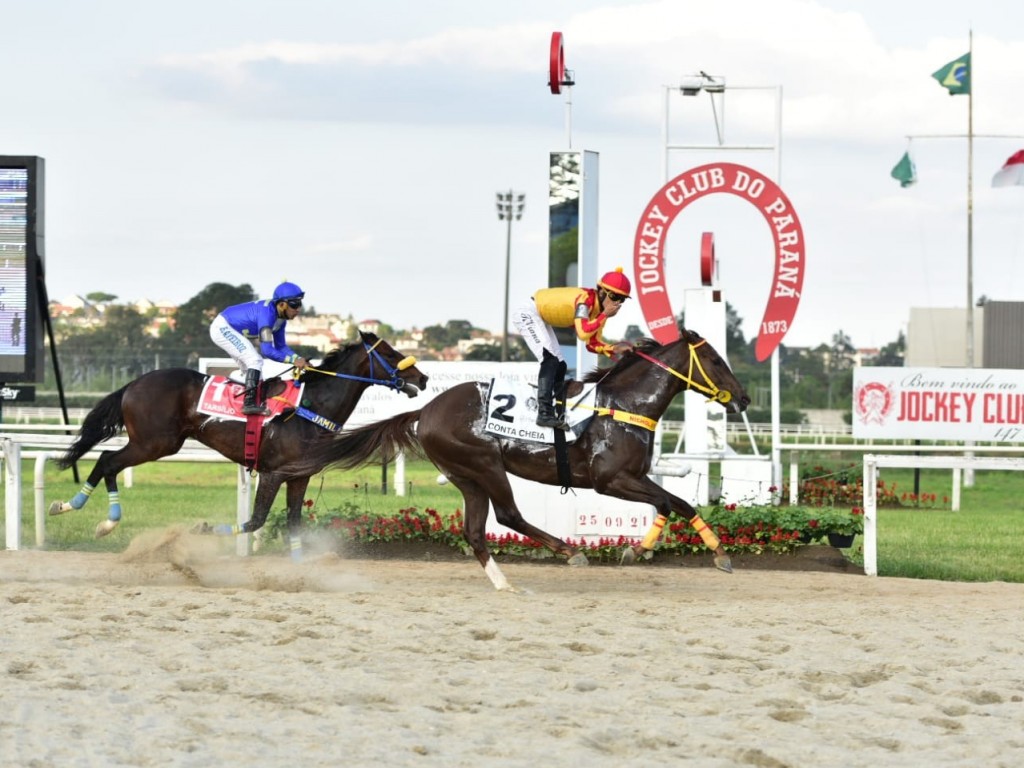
966, 28, 974, 368
965, 29, 975, 488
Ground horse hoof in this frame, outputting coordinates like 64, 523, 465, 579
48, 500, 69, 516
713, 554, 734, 573
566, 552, 589, 567
620, 546, 637, 566
95, 519, 118, 538
190, 522, 213, 535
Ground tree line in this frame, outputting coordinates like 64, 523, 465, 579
41, 282, 904, 421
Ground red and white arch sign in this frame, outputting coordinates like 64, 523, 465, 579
633, 162, 805, 361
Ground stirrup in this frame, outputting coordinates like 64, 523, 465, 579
536, 414, 569, 430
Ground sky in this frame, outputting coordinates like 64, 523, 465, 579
4, 0, 1024, 350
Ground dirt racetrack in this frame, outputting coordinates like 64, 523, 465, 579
2, 529, 1022, 767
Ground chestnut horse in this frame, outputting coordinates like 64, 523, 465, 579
292, 331, 750, 591
49, 332, 428, 554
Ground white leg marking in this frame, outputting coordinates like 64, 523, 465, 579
484, 556, 514, 592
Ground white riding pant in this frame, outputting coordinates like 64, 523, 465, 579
210, 314, 263, 373
512, 302, 564, 362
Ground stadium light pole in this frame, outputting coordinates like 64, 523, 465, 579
496, 190, 525, 362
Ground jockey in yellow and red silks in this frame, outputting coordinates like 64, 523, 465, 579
513, 267, 633, 430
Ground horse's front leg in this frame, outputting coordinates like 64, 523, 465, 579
209, 473, 282, 536
283, 476, 312, 563
602, 474, 732, 573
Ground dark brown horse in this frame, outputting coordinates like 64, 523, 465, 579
292, 330, 750, 590
49, 332, 428, 553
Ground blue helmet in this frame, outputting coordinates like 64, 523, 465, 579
272, 281, 305, 302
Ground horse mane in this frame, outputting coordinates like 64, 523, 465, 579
580, 337, 658, 383
579, 330, 701, 383
300, 336, 369, 389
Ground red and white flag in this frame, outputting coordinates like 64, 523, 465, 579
992, 150, 1024, 188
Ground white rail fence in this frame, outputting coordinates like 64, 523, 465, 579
2, 430, 253, 554
861, 454, 1024, 577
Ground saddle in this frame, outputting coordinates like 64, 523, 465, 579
483, 377, 593, 445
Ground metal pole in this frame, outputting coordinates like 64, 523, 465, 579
502, 190, 512, 362
966, 28, 974, 369
770, 84, 784, 497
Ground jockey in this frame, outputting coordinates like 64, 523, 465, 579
209, 281, 310, 416
512, 267, 633, 430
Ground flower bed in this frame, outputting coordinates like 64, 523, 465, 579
265, 500, 865, 561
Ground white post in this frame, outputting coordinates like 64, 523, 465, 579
34, 454, 48, 546
236, 467, 252, 556
4, 439, 22, 550
394, 451, 406, 497
788, 457, 799, 505
951, 468, 962, 512
862, 454, 878, 577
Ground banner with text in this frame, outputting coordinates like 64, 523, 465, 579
853, 367, 1024, 442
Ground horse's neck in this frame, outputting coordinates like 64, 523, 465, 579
312, 365, 371, 421
599, 364, 682, 418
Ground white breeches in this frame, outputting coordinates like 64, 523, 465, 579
512, 303, 564, 362
210, 314, 263, 373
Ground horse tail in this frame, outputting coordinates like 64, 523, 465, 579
309, 409, 424, 473
56, 387, 129, 470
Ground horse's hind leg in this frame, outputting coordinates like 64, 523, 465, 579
50, 441, 182, 538
455, 480, 516, 592
48, 461, 109, 515
457, 468, 584, 575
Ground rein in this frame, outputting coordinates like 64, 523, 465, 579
302, 338, 417, 392
563, 339, 730, 431
634, 340, 732, 404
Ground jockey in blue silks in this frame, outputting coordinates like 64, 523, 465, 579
209, 281, 309, 415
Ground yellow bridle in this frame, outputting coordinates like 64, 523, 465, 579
635, 340, 733, 404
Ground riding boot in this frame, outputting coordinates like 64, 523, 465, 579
536, 351, 569, 430
241, 369, 271, 416
554, 359, 569, 426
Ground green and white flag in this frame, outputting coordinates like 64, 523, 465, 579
890, 151, 917, 188
932, 52, 970, 95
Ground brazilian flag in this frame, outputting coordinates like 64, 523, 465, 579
932, 52, 970, 95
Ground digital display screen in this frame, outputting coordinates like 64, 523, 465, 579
0, 168, 29, 368
0, 156, 44, 384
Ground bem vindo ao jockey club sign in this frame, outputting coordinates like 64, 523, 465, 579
632, 162, 805, 361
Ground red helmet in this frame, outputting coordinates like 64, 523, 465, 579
598, 267, 631, 298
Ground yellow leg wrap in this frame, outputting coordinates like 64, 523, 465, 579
691, 515, 721, 550
640, 514, 668, 550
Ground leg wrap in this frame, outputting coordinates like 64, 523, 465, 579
640, 514, 668, 550
70, 482, 96, 510
107, 491, 122, 522
690, 515, 721, 550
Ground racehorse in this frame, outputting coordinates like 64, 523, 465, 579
290, 330, 750, 591
49, 331, 428, 553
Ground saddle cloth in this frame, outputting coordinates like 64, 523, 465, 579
197, 377, 304, 422
483, 377, 594, 445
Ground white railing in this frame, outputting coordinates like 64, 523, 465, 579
1, 407, 90, 424
1, 432, 253, 555
861, 454, 1024, 577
